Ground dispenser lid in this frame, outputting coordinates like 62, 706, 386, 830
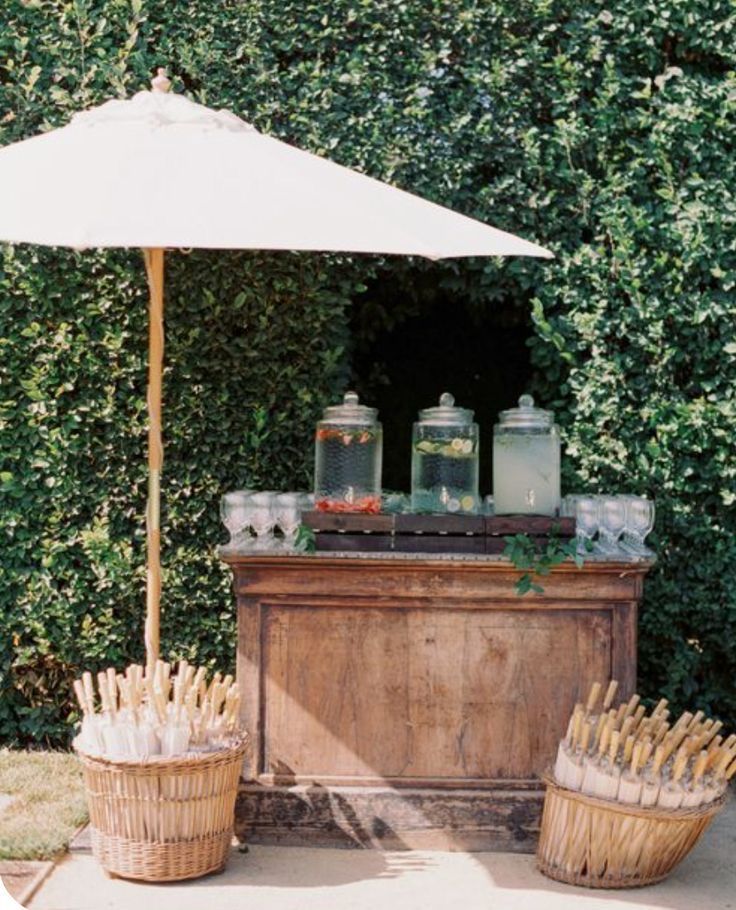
321, 391, 378, 426
418, 392, 474, 426
497, 394, 554, 429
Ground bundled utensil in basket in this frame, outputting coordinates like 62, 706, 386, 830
537, 680, 734, 888
73, 660, 247, 882
73, 660, 241, 758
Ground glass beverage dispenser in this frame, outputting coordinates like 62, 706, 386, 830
411, 392, 480, 514
314, 391, 382, 513
493, 394, 560, 515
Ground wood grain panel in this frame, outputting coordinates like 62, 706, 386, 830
236, 782, 544, 851
236, 595, 262, 779
230, 555, 647, 851
262, 605, 610, 780
230, 556, 648, 602
263, 607, 411, 779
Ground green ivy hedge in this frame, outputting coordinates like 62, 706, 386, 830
1, 0, 734, 743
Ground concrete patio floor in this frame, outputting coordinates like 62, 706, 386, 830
27, 799, 736, 910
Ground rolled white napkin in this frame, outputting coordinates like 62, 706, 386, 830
554, 708, 581, 787
571, 721, 593, 791
79, 715, 104, 753
581, 724, 611, 797
681, 750, 709, 807
658, 779, 684, 808
100, 720, 129, 758
640, 744, 666, 807
657, 747, 689, 808
160, 722, 190, 757
599, 730, 622, 799
618, 741, 644, 804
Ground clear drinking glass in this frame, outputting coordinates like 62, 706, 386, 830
575, 496, 600, 556
382, 491, 410, 514
298, 492, 315, 512
250, 491, 277, 551
597, 495, 627, 554
622, 496, 655, 555
220, 490, 253, 550
275, 492, 302, 551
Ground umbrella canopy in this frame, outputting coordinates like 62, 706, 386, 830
0, 82, 551, 260
0, 72, 552, 667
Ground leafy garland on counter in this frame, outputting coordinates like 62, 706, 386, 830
503, 526, 586, 596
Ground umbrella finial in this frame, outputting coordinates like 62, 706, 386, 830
151, 68, 172, 94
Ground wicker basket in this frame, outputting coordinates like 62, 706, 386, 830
537, 773, 726, 889
75, 736, 248, 882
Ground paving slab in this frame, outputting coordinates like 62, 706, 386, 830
0, 861, 54, 908
68, 825, 91, 853
29, 799, 736, 910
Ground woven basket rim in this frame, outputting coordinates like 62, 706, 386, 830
541, 771, 727, 820
74, 733, 248, 772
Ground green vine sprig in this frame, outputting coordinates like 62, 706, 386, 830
503, 526, 586, 595
295, 524, 317, 553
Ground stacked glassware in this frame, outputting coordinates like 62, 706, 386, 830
562, 494, 655, 557
220, 490, 314, 552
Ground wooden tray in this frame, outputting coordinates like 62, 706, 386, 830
302, 511, 574, 554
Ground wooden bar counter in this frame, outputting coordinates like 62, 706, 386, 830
221, 551, 652, 852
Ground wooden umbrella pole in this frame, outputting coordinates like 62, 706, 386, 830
143, 247, 165, 671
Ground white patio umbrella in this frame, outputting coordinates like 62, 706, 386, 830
0, 70, 552, 668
